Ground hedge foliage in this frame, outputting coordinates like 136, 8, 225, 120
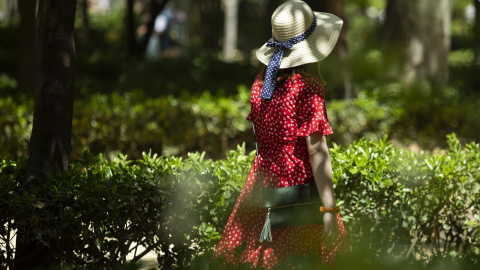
1, 135, 480, 269
0, 87, 252, 160
0, 144, 253, 269
332, 134, 480, 261
3, 81, 480, 161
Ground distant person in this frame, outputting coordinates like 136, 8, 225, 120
214, 0, 348, 268
154, 4, 173, 52
145, 9, 168, 59
146, 3, 186, 58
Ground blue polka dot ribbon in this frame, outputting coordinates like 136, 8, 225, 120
261, 14, 317, 101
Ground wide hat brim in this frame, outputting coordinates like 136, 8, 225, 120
256, 12, 343, 69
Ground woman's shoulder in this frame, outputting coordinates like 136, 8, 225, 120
292, 74, 325, 96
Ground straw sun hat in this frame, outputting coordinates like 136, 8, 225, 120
256, 0, 343, 69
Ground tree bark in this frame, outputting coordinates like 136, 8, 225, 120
222, 0, 239, 62
77, 0, 90, 45
188, 1, 220, 50
383, 0, 451, 85
14, 0, 77, 268
80, 0, 89, 30
473, 0, 480, 89
17, 0, 37, 92
126, 0, 136, 55
474, 0, 480, 67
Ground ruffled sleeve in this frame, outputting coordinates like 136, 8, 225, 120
296, 78, 333, 137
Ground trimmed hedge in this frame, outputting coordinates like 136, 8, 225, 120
0, 145, 252, 269
6, 83, 480, 161
1, 135, 480, 269
333, 134, 480, 261
0, 87, 252, 160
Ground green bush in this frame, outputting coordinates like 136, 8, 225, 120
3, 82, 480, 160
332, 134, 480, 262
372, 82, 480, 149
1, 135, 479, 269
0, 87, 252, 160
0, 87, 453, 160
0, 95, 33, 158
0, 144, 254, 269
327, 90, 402, 144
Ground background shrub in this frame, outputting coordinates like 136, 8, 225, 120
1, 135, 479, 269
0, 144, 253, 269
3, 82, 480, 161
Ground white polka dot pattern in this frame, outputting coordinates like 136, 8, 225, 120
214, 73, 348, 268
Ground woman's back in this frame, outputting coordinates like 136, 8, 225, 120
215, 1, 347, 268
248, 73, 332, 188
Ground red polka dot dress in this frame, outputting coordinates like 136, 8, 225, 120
214, 73, 348, 269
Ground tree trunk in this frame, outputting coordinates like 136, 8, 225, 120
126, 0, 136, 56
17, 0, 37, 92
77, 0, 90, 45
473, 0, 480, 89
222, 0, 239, 62
383, 0, 451, 85
14, 0, 77, 268
474, 0, 480, 67
80, 0, 89, 30
190, 1, 224, 50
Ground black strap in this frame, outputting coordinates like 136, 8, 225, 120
252, 121, 262, 180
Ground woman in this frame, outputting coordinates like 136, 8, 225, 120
215, 1, 348, 268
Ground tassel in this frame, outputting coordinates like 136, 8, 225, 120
259, 208, 272, 243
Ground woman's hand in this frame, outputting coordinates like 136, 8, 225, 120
320, 212, 339, 246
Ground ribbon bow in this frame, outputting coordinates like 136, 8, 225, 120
260, 14, 317, 101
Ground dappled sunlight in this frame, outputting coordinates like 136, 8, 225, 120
1, 0, 480, 268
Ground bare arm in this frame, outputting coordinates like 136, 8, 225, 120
305, 131, 338, 246
305, 132, 335, 207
